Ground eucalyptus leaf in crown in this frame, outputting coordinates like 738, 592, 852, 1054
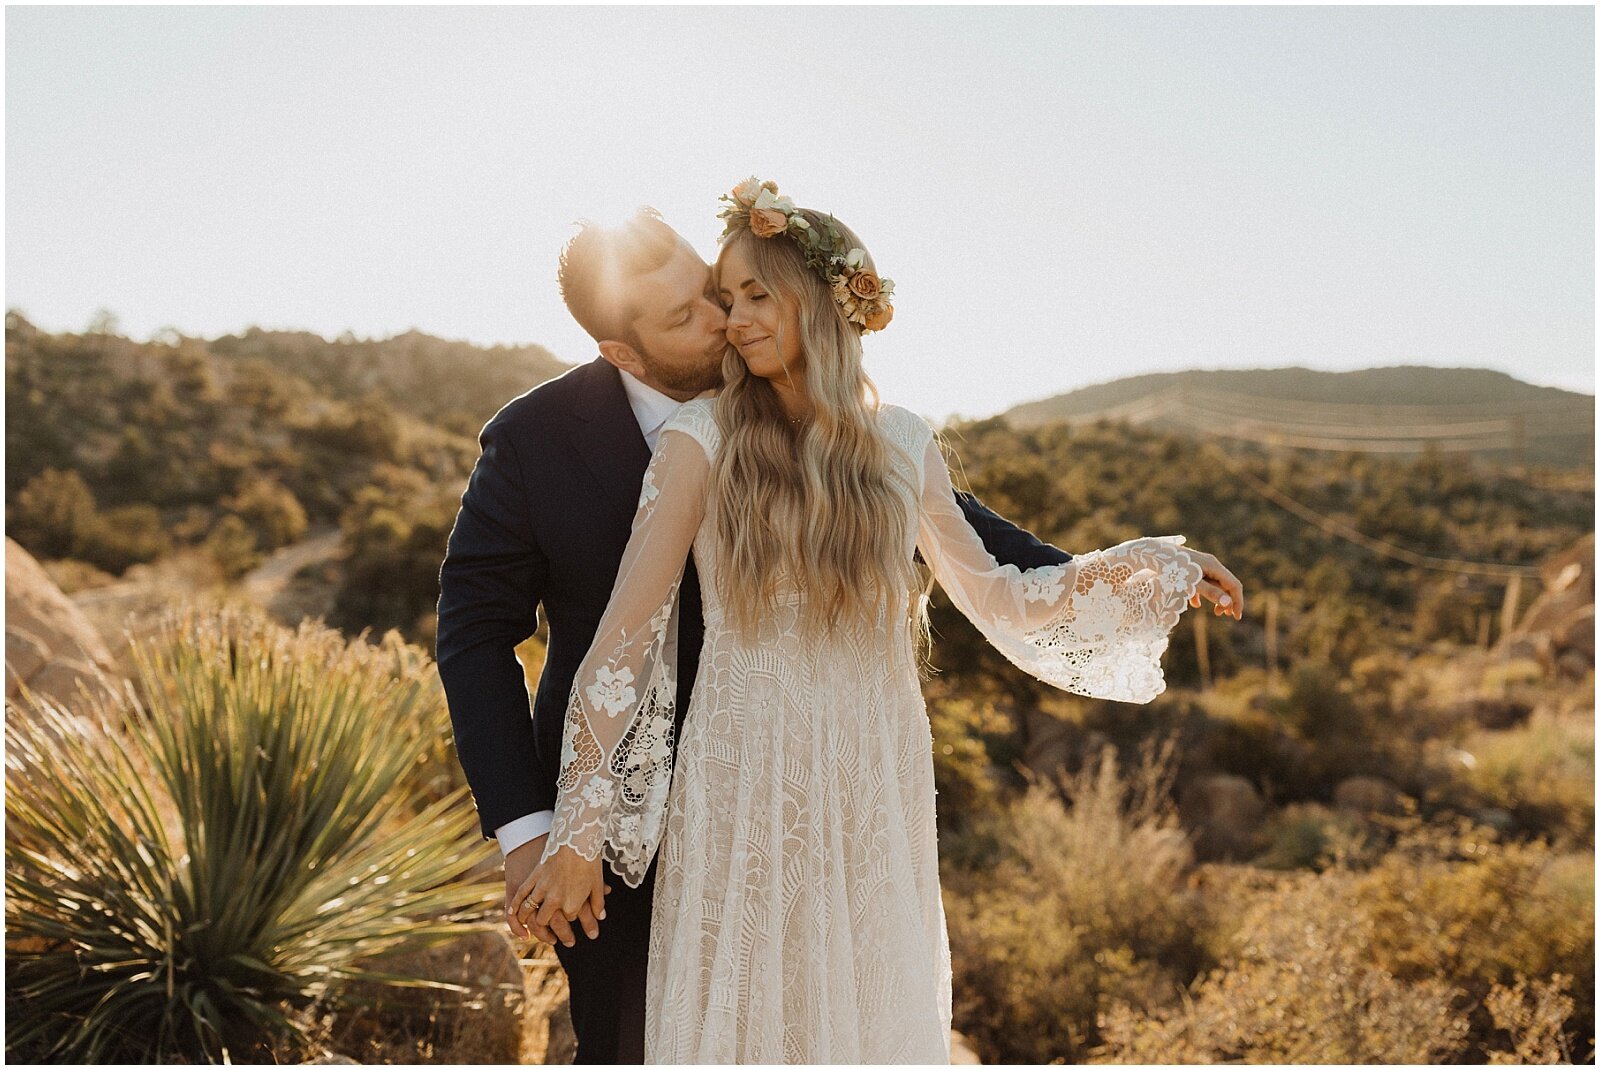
716, 177, 896, 334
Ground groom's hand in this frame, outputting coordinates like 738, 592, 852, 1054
505, 834, 552, 943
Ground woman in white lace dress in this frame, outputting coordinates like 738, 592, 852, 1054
516, 179, 1244, 1063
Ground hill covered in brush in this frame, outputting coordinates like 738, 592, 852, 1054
1001, 365, 1593, 470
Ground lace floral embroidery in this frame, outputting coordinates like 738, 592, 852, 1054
1019, 564, 1068, 606
586, 665, 637, 717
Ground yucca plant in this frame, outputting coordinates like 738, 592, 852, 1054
5, 604, 501, 1062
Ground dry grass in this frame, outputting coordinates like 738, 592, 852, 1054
298, 931, 525, 1064
944, 735, 1205, 1064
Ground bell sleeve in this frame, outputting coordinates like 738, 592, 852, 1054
539, 424, 709, 888
914, 429, 1204, 703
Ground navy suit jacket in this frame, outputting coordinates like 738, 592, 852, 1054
436, 357, 1071, 841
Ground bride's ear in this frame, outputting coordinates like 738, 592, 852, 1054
598, 338, 647, 379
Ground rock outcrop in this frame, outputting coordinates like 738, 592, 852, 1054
5, 537, 122, 712
1500, 533, 1594, 679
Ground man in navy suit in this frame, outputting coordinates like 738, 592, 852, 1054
435, 208, 1072, 1063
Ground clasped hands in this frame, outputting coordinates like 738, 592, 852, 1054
506, 836, 611, 948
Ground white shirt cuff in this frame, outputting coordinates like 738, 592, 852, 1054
495, 811, 553, 856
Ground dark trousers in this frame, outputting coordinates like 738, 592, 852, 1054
553, 856, 657, 1064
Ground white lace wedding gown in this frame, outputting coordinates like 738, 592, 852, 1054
539, 398, 1204, 1064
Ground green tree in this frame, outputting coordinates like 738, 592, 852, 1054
203, 514, 262, 579
10, 468, 99, 560
223, 475, 308, 552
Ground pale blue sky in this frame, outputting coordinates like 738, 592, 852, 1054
6, 5, 1594, 420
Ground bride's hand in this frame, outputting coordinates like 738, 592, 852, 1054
1182, 549, 1245, 620
514, 844, 608, 946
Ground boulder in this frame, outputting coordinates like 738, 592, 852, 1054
1332, 774, 1406, 816
1178, 774, 1265, 861
951, 1028, 982, 1063
1453, 695, 1534, 731
5, 538, 122, 712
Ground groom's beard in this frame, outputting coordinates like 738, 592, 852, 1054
638, 346, 729, 395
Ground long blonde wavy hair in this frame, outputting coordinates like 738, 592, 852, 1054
710, 210, 926, 647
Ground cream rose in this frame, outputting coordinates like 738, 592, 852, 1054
730, 176, 763, 208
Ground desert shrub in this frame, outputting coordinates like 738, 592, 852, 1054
1096, 811, 1593, 1063
81, 502, 171, 573
301, 395, 401, 461
1252, 800, 1376, 871
223, 474, 309, 553
1255, 660, 1411, 797
1485, 973, 1579, 1064
1358, 818, 1594, 1059
203, 512, 263, 579
9, 468, 170, 574
926, 688, 1009, 851
1095, 866, 1472, 1063
1449, 710, 1594, 844
945, 737, 1205, 1064
332, 464, 459, 643
9, 467, 100, 560
4, 605, 499, 1062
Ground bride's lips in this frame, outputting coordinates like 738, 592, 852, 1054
736, 334, 769, 349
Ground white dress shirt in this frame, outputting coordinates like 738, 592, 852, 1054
494, 368, 692, 857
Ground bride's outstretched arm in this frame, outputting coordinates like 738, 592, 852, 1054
523, 426, 709, 920
916, 433, 1208, 703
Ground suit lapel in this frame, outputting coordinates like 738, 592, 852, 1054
570, 357, 654, 516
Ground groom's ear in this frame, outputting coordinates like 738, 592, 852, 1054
597, 338, 647, 380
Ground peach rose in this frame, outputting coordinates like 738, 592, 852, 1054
847, 269, 882, 301
749, 207, 788, 238
864, 303, 894, 332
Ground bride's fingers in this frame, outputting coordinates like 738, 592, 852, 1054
1203, 563, 1245, 619
1189, 579, 1243, 619
590, 876, 607, 922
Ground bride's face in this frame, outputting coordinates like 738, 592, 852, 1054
717, 242, 805, 380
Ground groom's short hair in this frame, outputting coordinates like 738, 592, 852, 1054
558, 207, 682, 347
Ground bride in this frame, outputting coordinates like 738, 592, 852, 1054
514, 178, 1244, 1063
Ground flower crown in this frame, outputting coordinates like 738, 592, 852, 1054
716, 177, 895, 334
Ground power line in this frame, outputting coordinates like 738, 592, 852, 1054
1200, 440, 1544, 580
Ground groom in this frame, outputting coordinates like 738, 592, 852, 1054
435, 207, 1074, 1063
